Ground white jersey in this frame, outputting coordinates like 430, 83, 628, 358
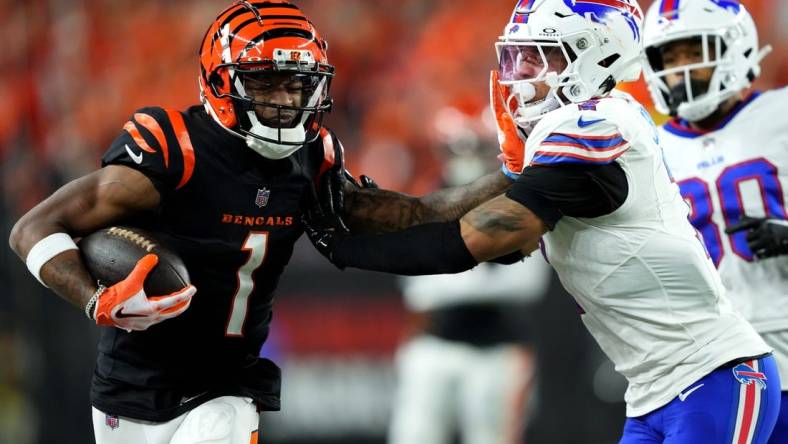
524, 90, 769, 417
660, 88, 788, 335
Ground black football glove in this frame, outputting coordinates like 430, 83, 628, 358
310, 169, 379, 232
725, 216, 788, 260
301, 215, 345, 269
358, 174, 379, 190
308, 134, 352, 233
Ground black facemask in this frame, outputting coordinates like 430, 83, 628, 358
667, 78, 711, 117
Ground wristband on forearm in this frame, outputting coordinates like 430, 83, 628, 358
25, 233, 79, 287
332, 220, 478, 275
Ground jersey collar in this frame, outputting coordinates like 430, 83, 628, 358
663, 91, 762, 139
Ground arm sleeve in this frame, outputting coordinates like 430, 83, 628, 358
505, 163, 628, 230
101, 107, 189, 197
332, 220, 478, 275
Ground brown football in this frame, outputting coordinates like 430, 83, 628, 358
78, 226, 190, 295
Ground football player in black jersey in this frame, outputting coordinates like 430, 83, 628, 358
8, 1, 512, 442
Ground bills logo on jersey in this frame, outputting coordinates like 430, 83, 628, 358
732, 363, 767, 389
105, 414, 120, 430
255, 188, 271, 208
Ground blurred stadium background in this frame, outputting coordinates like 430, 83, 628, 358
1, 1, 786, 443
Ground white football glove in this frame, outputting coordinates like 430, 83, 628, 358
94, 254, 196, 331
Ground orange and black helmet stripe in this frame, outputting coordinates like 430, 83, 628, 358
218, 2, 303, 29
204, 1, 320, 63
199, 1, 332, 130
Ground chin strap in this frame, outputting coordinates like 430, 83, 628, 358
245, 121, 306, 159
244, 77, 328, 160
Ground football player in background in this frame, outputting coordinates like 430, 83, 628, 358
7, 1, 513, 442
305, 0, 782, 442
642, 0, 788, 441
390, 261, 548, 444
388, 136, 551, 444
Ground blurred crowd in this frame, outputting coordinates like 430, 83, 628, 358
2, 0, 788, 443
3, 0, 788, 214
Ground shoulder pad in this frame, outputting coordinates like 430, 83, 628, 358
122, 107, 196, 190
524, 99, 630, 167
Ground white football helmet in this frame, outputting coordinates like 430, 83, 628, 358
642, 0, 771, 122
495, 0, 644, 129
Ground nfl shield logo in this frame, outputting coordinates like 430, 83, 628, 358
255, 188, 271, 208
105, 414, 120, 430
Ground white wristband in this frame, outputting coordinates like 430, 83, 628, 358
25, 233, 79, 287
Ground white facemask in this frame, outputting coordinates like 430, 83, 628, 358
245, 116, 307, 160
243, 76, 327, 160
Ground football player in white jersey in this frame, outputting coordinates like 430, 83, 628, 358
305, 0, 780, 442
643, 0, 788, 442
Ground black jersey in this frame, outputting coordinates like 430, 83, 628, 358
91, 105, 341, 421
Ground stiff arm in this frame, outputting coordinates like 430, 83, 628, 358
460, 193, 546, 262
343, 170, 513, 233
314, 191, 547, 276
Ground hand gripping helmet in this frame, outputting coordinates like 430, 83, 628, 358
199, 0, 334, 159
642, 0, 771, 122
496, 0, 644, 128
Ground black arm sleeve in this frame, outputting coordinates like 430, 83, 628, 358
488, 251, 526, 264
505, 163, 628, 230
332, 220, 478, 275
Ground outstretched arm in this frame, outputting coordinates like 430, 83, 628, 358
305, 162, 630, 275
460, 194, 545, 262
304, 193, 546, 276
336, 70, 525, 234
343, 170, 513, 233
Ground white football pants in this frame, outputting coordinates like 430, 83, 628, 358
92, 396, 259, 444
387, 335, 536, 444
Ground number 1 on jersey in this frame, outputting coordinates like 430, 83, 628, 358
226, 231, 268, 336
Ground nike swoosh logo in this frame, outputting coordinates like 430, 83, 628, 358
115, 308, 147, 319
180, 391, 209, 405
124, 144, 143, 164
577, 116, 606, 128
678, 383, 704, 401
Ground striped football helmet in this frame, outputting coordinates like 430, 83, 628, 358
199, 1, 334, 159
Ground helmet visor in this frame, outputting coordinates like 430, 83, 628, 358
497, 43, 568, 82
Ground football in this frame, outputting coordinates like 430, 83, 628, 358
78, 226, 190, 295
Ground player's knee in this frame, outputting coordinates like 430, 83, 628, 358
181, 401, 234, 442
174, 397, 258, 444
